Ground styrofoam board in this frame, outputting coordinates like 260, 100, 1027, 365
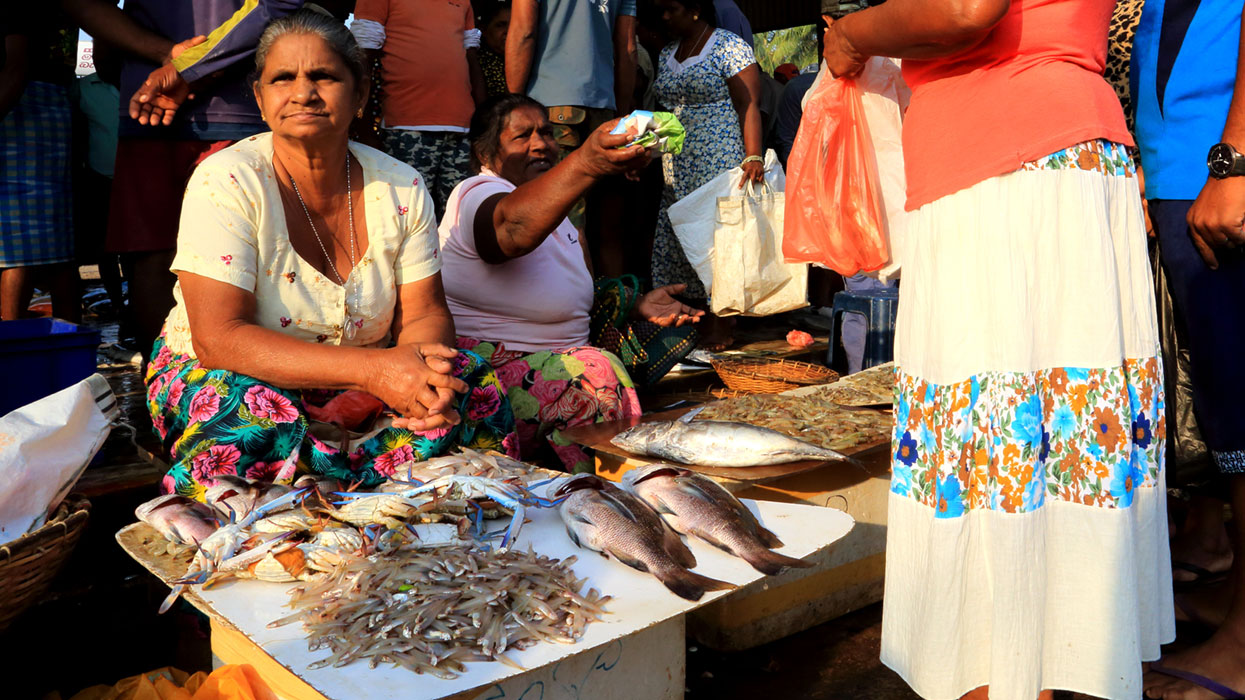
186, 494, 854, 700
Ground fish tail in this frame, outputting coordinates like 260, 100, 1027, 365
740, 547, 813, 576
656, 566, 735, 601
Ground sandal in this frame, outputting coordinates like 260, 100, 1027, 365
1147, 664, 1245, 699
1173, 561, 1230, 592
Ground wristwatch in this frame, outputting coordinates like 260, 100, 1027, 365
1208, 142, 1245, 178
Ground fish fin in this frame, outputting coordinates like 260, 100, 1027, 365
609, 549, 651, 573
756, 525, 785, 549
656, 567, 735, 601
678, 405, 709, 423
596, 490, 640, 524
663, 526, 697, 569
740, 548, 813, 575
563, 524, 582, 548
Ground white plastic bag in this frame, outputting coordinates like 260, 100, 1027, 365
711, 180, 808, 316
0, 374, 116, 543
668, 149, 785, 292
855, 57, 910, 282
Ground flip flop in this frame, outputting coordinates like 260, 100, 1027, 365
1173, 561, 1230, 591
1147, 664, 1245, 699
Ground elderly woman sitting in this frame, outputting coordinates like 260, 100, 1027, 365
439, 94, 702, 472
145, 11, 516, 500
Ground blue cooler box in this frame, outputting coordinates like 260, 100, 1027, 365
0, 319, 101, 416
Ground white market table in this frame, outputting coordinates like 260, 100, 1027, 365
118, 495, 853, 700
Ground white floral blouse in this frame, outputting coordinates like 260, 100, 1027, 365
162, 132, 441, 358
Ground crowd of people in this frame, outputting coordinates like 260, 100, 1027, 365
3, 0, 1245, 699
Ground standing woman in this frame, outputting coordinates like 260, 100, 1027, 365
823, 1, 1173, 699
650, 0, 763, 349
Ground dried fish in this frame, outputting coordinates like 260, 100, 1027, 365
695, 393, 891, 452
273, 543, 606, 678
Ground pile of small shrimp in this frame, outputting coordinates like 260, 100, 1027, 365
271, 542, 610, 677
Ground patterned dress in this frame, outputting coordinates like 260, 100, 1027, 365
651, 29, 755, 299
457, 339, 641, 474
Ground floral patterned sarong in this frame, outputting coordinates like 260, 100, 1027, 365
457, 339, 642, 473
145, 335, 518, 500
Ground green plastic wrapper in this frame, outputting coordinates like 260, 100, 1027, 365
611, 110, 686, 155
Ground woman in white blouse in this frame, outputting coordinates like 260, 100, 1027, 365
144, 10, 517, 499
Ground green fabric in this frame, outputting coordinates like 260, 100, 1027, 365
590, 275, 697, 386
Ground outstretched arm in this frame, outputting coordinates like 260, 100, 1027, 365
472, 123, 651, 264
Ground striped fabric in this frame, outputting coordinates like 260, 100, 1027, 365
0, 81, 74, 267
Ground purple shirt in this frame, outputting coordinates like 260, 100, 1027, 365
118, 0, 303, 140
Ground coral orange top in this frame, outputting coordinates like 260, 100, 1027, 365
900, 0, 1133, 210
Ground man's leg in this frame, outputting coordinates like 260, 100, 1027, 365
1144, 200, 1245, 699
0, 266, 35, 320
45, 262, 81, 323
126, 250, 177, 358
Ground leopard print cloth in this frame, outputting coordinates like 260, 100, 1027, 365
1106, 0, 1145, 135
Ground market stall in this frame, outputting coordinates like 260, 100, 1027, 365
562, 364, 897, 650
117, 465, 852, 700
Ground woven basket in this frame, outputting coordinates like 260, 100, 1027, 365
0, 494, 90, 634
711, 358, 838, 394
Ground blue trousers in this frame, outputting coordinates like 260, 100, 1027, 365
1152, 199, 1245, 473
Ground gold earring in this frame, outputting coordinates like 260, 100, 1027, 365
693, 13, 699, 19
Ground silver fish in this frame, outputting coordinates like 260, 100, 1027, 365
611, 419, 853, 467
622, 464, 813, 575
135, 494, 220, 546
555, 474, 733, 601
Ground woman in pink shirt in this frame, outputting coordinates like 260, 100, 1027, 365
822, 1, 1171, 699
439, 94, 702, 472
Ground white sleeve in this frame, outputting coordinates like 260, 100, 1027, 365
350, 19, 387, 50
463, 28, 482, 50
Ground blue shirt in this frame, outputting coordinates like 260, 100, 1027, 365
1133, 0, 1241, 199
714, 0, 753, 49
526, 0, 637, 111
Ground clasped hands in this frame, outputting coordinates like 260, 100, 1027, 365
371, 343, 469, 433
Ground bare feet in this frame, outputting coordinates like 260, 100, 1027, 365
1144, 632, 1245, 699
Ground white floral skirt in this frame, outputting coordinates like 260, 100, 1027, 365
881, 141, 1175, 700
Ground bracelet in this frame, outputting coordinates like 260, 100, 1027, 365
741, 155, 764, 166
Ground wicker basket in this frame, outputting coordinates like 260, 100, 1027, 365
711, 358, 838, 394
0, 494, 90, 634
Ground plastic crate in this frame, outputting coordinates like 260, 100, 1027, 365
0, 319, 101, 416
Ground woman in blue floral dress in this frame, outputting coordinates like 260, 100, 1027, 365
651, 0, 765, 348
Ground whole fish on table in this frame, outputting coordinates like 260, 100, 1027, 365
555, 474, 733, 601
622, 464, 813, 575
135, 494, 220, 545
611, 413, 854, 468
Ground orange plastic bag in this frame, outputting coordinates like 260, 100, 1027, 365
66, 665, 275, 700
782, 76, 888, 276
